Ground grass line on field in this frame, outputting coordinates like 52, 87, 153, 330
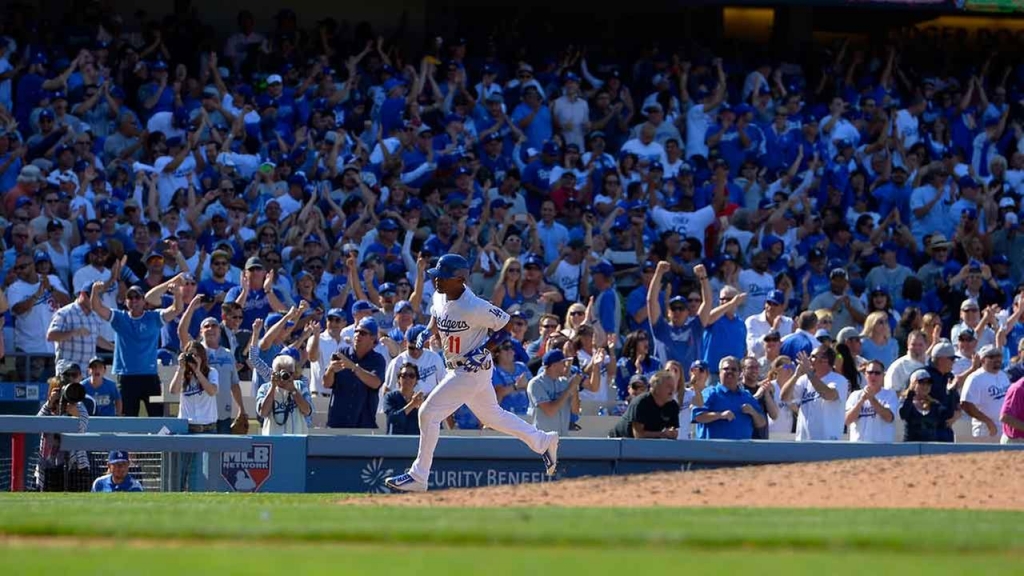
1, 494, 1022, 554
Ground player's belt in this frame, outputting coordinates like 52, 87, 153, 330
446, 359, 486, 373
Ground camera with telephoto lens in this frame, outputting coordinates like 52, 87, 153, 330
274, 371, 292, 381
183, 353, 196, 365
58, 381, 87, 415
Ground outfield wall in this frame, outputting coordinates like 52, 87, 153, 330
4, 418, 1022, 493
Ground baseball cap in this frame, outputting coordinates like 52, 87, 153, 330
405, 325, 428, 348
88, 357, 105, 368
690, 360, 708, 371
815, 329, 833, 341
326, 308, 346, 320
958, 327, 977, 341
979, 344, 1002, 358
668, 295, 688, 308
378, 282, 398, 296
352, 299, 378, 314
244, 257, 265, 270
395, 300, 413, 314
356, 317, 379, 335
836, 327, 861, 342
930, 339, 957, 359
378, 218, 400, 231
267, 74, 283, 85
427, 254, 470, 281
590, 261, 615, 276
107, 451, 130, 464
55, 359, 80, 376
960, 298, 980, 311
766, 290, 785, 305
910, 369, 932, 384
830, 267, 848, 279
542, 349, 567, 367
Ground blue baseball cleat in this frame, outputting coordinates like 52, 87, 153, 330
385, 472, 427, 493
542, 432, 559, 476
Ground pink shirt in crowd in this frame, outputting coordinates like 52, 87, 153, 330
1001, 378, 1024, 439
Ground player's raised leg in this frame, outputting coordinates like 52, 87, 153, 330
384, 369, 467, 492
466, 375, 559, 475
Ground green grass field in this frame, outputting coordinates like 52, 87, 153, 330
1, 493, 1021, 575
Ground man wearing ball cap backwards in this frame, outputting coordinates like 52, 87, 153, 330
385, 255, 560, 492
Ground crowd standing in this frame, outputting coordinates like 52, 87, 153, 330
2, 5, 1023, 460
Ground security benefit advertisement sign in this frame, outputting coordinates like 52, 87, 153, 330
306, 456, 615, 493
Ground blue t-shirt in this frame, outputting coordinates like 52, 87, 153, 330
224, 286, 285, 331
652, 317, 701, 373
692, 383, 764, 439
615, 356, 662, 400
197, 278, 238, 319
109, 310, 165, 375
91, 473, 144, 492
492, 362, 531, 414
83, 377, 121, 416
701, 315, 746, 372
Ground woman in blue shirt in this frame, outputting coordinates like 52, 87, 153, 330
615, 330, 662, 401
492, 343, 531, 414
491, 257, 526, 311
383, 363, 423, 435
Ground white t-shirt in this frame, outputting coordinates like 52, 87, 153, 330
961, 370, 1010, 437
309, 331, 345, 396
685, 104, 713, 160
5, 275, 66, 353
768, 380, 794, 436
577, 348, 612, 402
145, 111, 186, 141
153, 154, 197, 210
431, 287, 511, 364
650, 205, 716, 241
793, 371, 850, 441
895, 109, 921, 149
383, 349, 446, 397
620, 138, 668, 167
549, 260, 583, 302
845, 388, 898, 442
179, 368, 219, 426
677, 388, 698, 440
883, 355, 925, 394
737, 269, 775, 320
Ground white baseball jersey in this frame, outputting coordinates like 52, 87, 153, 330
961, 370, 1010, 437
431, 288, 510, 363
793, 371, 850, 441
845, 388, 899, 442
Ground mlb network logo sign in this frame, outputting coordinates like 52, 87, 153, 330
221, 443, 273, 492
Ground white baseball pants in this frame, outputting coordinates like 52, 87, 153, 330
408, 365, 552, 483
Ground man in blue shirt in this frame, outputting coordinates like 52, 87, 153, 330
648, 261, 700, 370
692, 356, 766, 439
91, 451, 144, 492
92, 280, 180, 418
325, 317, 387, 428
590, 262, 621, 340
695, 265, 747, 380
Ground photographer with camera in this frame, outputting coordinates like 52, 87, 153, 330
179, 296, 246, 435
168, 341, 218, 490
251, 317, 313, 434
35, 360, 92, 492
169, 341, 219, 433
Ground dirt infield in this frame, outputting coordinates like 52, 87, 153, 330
359, 451, 1024, 510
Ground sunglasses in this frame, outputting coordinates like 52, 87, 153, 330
669, 306, 686, 312
570, 311, 585, 317
866, 370, 883, 375
85, 228, 101, 233
508, 268, 522, 273
399, 373, 417, 380
227, 315, 243, 320
720, 367, 739, 373
764, 337, 781, 343
541, 323, 559, 329
212, 261, 229, 266
127, 293, 144, 300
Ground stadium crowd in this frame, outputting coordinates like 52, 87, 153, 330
2, 4, 1024, 458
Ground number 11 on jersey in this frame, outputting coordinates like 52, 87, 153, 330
448, 335, 461, 354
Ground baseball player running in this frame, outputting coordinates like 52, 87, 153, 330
385, 255, 559, 492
